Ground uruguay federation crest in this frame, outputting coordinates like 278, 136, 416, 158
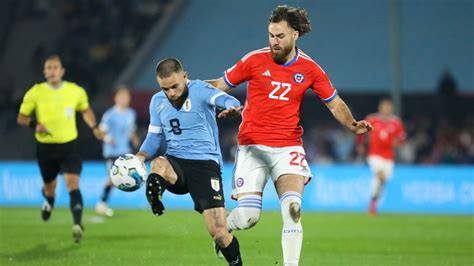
293, 72, 305, 84
183, 99, 192, 112
158, 103, 165, 112
211, 177, 220, 192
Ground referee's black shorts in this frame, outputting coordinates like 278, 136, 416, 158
165, 156, 225, 213
36, 139, 82, 183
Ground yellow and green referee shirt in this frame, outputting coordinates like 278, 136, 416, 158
19, 81, 90, 144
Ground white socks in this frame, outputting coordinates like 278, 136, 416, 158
280, 191, 303, 266
227, 192, 303, 266
227, 195, 262, 231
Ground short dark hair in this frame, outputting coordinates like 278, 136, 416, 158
269, 5, 311, 37
45, 54, 63, 65
155, 58, 184, 78
114, 85, 130, 95
379, 96, 393, 103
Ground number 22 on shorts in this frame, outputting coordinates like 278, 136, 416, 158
289, 151, 307, 167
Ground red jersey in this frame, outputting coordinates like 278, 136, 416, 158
224, 47, 337, 147
359, 114, 406, 160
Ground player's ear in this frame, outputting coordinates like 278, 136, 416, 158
183, 71, 188, 80
294, 30, 299, 41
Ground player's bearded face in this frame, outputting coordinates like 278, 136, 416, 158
270, 43, 293, 64
157, 72, 188, 105
268, 21, 296, 64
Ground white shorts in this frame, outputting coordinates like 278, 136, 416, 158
367, 155, 394, 179
231, 145, 312, 198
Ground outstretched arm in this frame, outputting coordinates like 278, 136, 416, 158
137, 131, 162, 162
324, 96, 373, 134
205, 77, 232, 93
212, 92, 243, 118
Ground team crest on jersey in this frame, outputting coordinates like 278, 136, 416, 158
158, 103, 165, 112
183, 99, 192, 112
293, 72, 305, 84
236, 177, 244, 188
211, 177, 220, 192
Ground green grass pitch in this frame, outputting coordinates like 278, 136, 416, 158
0, 208, 472, 265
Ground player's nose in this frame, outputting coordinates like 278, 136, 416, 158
271, 37, 279, 46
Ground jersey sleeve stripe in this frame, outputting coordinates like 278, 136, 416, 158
241, 47, 270, 62
148, 125, 162, 133
299, 53, 317, 65
223, 72, 237, 88
322, 90, 338, 103
300, 54, 328, 76
210, 92, 226, 105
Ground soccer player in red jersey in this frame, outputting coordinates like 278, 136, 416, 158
208, 5, 373, 265
356, 98, 406, 216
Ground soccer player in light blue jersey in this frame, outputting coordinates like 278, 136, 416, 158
135, 58, 243, 266
96, 87, 140, 216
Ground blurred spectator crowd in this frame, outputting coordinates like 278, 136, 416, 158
296, 114, 474, 165
218, 93, 474, 165
33, 0, 170, 95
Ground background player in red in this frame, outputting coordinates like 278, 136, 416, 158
208, 5, 373, 265
357, 98, 406, 216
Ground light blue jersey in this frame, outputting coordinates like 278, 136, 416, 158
140, 79, 240, 167
99, 106, 137, 158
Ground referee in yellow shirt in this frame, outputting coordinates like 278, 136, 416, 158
17, 55, 103, 243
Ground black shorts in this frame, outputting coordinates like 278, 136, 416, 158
36, 140, 82, 183
166, 156, 225, 213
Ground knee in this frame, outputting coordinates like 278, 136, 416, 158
376, 171, 387, 181
44, 182, 55, 190
236, 207, 261, 229
64, 175, 79, 191
150, 157, 167, 176
43, 182, 56, 195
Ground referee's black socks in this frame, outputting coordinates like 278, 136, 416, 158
69, 189, 83, 225
220, 236, 243, 266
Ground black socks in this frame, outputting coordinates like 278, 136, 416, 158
69, 189, 83, 225
220, 236, 243, 266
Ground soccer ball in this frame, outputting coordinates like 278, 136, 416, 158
110, 154, 147, 192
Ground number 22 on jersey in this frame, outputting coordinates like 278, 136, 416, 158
269, 81, 292, 101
